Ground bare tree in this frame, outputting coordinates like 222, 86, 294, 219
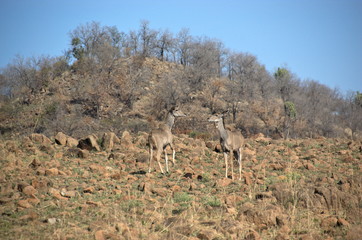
138, 20, 158, 58
155, 29, 174, 61
175, 28, 193, 66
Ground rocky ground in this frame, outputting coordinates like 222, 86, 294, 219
0, 132, 361, 240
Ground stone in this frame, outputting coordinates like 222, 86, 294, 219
48, 188, 68, 201
102, 132, 120, 152
78, 135, 100, 151
29, 158, 41, 169
22, 185, 38, 196
95, 230, 106, 240
337, 218, 350, 227
55, 132, 67, 145
66, 137, 79, 147
197, 229, 218, 240
121, 131, 133, 149
47, 218, 58, 224
215, 178, 232, 187
29, 133, 52, 145
321, 216, 338, 228
244, 229, 261, 240
78, 149, 90, 158
45, 168, 59, 176
18, 199, 32, 208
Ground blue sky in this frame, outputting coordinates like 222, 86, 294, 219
1, 0, 361, 94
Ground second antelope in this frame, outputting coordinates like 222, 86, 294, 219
148, 106, 186, 174
208, 112, 245, 180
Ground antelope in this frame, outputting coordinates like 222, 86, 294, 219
208, 113, 244, 180
148, 107, 186, 174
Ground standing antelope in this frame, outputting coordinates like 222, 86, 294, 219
208, 113, 244, 180
148, 107, 186, 174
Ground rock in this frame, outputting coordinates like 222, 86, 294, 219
197, 229, 218, 240
66, 136, 79, 147
215, 178, 232, 187
275, 225, 291, 240
135, 152, 149, 163
47, 218, 58, 224
151, 187, 168, 197
78, 135, 100, 151
22, 186, 38, 196
304, 162, 315, 170
60, 189, 77, 198
138, 182, 151, 193
78, 149, 90, 158
18, 199, 32, 208
89, 164, 106, 174
244, 229, 261, 240
321, 216, 338, 228
95, 230, 106, 240
27, 197, 40, 206
19, 211, 38, 221
45, 168, 59, 176
214, 144, 223, 152
29, 133, 52, 145
102, 132, 120, 152
17, 181, 30, 192
83, 186, 95, 193
48, 188, 68, 201
243, 203, 283, 227
121, 131, 133, 149
32, 178, 50, 189
55, 132, 67, 145
29, 158, 41, 169
86, 200, 102, 207
337, 217, 350, 227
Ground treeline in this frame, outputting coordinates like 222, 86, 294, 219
0, 21, 361, 139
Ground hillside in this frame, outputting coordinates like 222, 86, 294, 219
1, 21, 362, 240
0, 131, 361, 239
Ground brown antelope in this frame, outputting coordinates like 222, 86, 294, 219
208, 113, 244, 180
148, 107, 186, 173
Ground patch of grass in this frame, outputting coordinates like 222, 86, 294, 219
188, 131, 211, 140
198, 172, 211, 183
202, 196, 222, 207
121, 199, 144, 212
286, 171, 302, 182
173, 192, 193, 213
173, 192, 193, 204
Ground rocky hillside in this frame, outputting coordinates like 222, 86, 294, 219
0, 131, 361, 239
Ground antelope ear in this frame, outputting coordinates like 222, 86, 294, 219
169, 105, 176, 112
220, 109, 229, 117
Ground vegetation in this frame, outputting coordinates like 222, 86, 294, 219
0, 20, 361, 140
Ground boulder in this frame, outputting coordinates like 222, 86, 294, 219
78, 135, 100, 151
101, 132, 120, 152
55, 132, 67, 145
29, 133, 52, 145
66, 137, 79, 147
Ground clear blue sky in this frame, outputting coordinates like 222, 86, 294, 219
1, 0, 361, 94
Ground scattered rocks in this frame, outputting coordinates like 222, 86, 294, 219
1, 134, 361, 239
